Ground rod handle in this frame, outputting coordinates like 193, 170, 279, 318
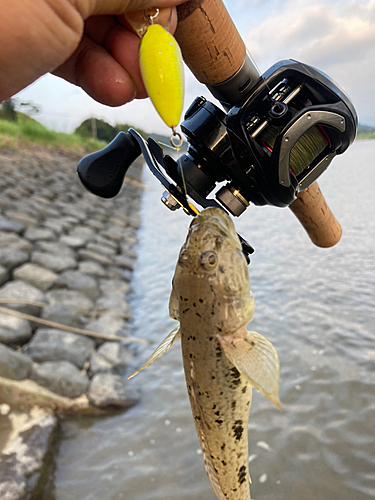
289, 182, 342, 247
176, 0, 342, 248
175, 0, 246, 85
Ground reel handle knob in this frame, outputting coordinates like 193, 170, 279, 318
77, 132, 141, 198
289, 182, 342, 247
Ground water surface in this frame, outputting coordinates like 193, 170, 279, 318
54, 140, 375, 500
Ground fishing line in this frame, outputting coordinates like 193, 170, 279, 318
159, 130, 200, 216
257, 110, 328, 176
246, 54, 328, 177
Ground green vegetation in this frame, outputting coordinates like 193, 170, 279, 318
356, 124, 375, 140
0, 108, 104, 153
74, 117, 147, 143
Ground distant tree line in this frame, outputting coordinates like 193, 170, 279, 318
0, 98, 39, 121
74, 118, 148, 143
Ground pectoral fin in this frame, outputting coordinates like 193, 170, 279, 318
128, 327, 181, 379
219, 331, 281, 410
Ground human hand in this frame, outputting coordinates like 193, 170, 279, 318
0, 0, 185, 105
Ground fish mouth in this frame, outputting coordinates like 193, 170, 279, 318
190, 208, 231, 238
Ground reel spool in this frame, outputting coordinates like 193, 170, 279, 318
221, 60, 357, 211
77, 60, 357, 255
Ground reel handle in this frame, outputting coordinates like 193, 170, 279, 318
175, 0, 342, 248
289, 182, 342, 247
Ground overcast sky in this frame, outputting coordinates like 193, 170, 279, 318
15, 0, 375, 134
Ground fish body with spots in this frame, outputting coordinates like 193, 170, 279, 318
130, 207, 280, 500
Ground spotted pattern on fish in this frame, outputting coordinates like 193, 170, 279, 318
129, 208, 281, 500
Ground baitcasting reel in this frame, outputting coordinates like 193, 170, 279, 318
77, 59, 357, 257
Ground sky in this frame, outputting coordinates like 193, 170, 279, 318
14, 0, 375, 135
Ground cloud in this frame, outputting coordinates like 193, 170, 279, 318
243, 0, 375, 124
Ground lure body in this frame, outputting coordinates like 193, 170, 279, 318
139, 24, 184, 128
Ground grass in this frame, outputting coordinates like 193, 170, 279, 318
0, 114, 105, 153
1, 113, 374, 155
356, 131, 375, 140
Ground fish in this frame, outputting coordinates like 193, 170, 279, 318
139, 23, 184, 129
129, 207, 281, 499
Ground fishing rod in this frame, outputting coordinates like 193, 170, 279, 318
77, 0, 357, 254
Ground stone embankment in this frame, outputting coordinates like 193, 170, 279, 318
0, 144, 144, 499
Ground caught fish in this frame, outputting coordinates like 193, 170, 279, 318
130, 207, 281, 499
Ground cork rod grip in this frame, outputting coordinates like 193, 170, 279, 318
289, 182, 342, 247
176, 0, 342, 247
175, 0, 246, 84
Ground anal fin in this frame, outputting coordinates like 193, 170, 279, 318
219, 330, 281, 410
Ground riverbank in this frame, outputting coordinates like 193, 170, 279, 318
0, 143, 144, 499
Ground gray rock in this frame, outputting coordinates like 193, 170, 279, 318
0, 249, 29, 271
59, 235, 86, 248
114, 254, 136, 271
116, 322, 134, 340
31, 361, 89, 398
41, 303, 85, 329
13, 263, 58, 292
107, 267, 132, 282
88, 373, 140, 408
4, 211, 38, 228
24, 227, 55, 241
96, 295, 132, 318
0, 280, 46, 316
89, 342, 134, 376
43, 219, 64, 235
100, 228, 124, 243
120, 243, 138, 260
44, 218, 72, 233
34, 204, 61, 219
0, 232, 33, 252
0, 219, 25, 234
0, 264, 8, 286
69, 226, 94, 241
46, 289, 94, 312
35, 241, 76, 258
86, 313, 125, 342
78, 261, 107, 277
54, 271, 101, 300
78, 249, 111, 266
99, 279, 130, 297
31, 251, 77, 273
86, 242, 116, 256
128, 214, 141, 229
63, 207, 87, 221
88, 220, 105, 231
0, 344, 32, 380
94, 235, 118, 250
25, 328, 95, 369
0, 410, 57, 500
0, 314, 32, 345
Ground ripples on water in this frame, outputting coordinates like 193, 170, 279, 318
54, 141, 375, 500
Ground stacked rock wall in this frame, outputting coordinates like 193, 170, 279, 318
0, 145, 144, 411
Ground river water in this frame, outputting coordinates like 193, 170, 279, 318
54, 140, 375, 500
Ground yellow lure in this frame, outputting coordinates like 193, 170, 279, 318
139, 24, 184, 129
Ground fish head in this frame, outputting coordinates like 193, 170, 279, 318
169, 207, 255, 330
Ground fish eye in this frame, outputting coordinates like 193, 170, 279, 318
199, 251, 217, 270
